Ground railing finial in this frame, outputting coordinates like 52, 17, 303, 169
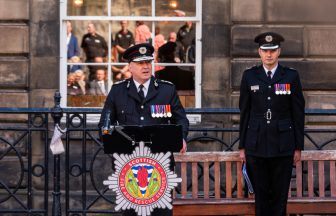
51, 90, 63, 216
51, 91, 63, 125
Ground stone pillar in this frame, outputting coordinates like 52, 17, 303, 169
30, 0, 59, 108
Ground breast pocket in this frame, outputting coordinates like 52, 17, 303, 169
116, 108, 133, 124
245, 120, 260, 150
250, 87, 263, 95
278, 119, 295, 152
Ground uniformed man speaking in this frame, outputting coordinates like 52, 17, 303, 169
99, 43, 189, 216
239, 32, 305, 216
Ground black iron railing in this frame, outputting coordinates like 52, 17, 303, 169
0, 92, 336, 215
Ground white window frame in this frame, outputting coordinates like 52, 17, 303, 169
59, 0, 202, 109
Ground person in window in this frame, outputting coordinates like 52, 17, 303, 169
99, 43, 189, 216
155, 42, 194, 90
154, 26, 165, 52
134, 21, 152, 44
168, 32, 185, 63
239, 32, 305, 216
89, 67, 108, 96
154, 26, 166, 71
186, 38, 195, 63
81, 22, 108, 80
114, 20, 135, 62
113, 64, 132, 81
73, 69, 87, 95
66, 21, 81, 73
67, 73, 84, 95
177, 21, 195, 61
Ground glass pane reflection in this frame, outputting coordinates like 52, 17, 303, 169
68, 20, 109, 67
155, 0, 196, 17
153, 21, 195, 67
67, 65, 108, 107
111, 0, 152, 16
67, 0, 107, 16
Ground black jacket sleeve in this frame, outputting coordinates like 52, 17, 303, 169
290, 71, 305, 150
169, 85, 189, 140
239, 70, 251, 149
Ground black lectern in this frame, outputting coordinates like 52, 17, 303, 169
102, 124, 183, 154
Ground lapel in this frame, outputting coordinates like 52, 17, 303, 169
95, 81, 103, 95
255, 65, 270, 84
270, 65, 286, 84
127, 79, 142, 103
104, 81, 109, 93
70, 35, 75, 48
144, 77, 159, 102
95, 81, 101, 95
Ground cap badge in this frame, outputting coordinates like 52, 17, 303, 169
139, 47, 147, 54
265, 35, 273, 42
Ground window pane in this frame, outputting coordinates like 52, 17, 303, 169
153, 21, 195, 65
66, 21, 84, 73
111, 0, 152, 16
67, 20, 110, 77
155, 0, 196, 17
111, 64, 132, 82
67, 65, 108, 107
67, 0, 107, 16
111, 21, 153, 62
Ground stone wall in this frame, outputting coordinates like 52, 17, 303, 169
0, 0, 29, 110
0, 0, 58, 110
200, 0, 336, 151
203, 0, 336, 124
1, 0, 335, 114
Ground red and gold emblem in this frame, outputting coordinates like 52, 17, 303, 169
104, 142, 181, 215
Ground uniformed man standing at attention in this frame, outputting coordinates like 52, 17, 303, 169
239, 32, 305, 216
99, 43, 188, 216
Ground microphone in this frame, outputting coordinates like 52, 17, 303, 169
102, 110, 111, 135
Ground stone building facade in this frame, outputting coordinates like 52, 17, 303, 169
1, 0, 336, 120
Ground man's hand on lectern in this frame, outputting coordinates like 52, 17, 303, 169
180, 139, 187, 154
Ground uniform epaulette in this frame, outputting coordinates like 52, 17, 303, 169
283, 66, 296, 71
246, 65, 258, 70
157, 79, 174, 85
113, 79, 127, 85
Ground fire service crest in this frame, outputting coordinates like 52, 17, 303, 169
103, 142, 182, 216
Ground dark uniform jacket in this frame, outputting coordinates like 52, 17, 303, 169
99, 76, 189, 140
239, 64, 305, 157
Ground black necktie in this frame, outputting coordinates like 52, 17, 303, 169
267, 71, 272, 80
138, 84, 145, 101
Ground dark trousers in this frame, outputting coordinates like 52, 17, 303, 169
246, 155, 293, 216
122, 208, 172, 216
